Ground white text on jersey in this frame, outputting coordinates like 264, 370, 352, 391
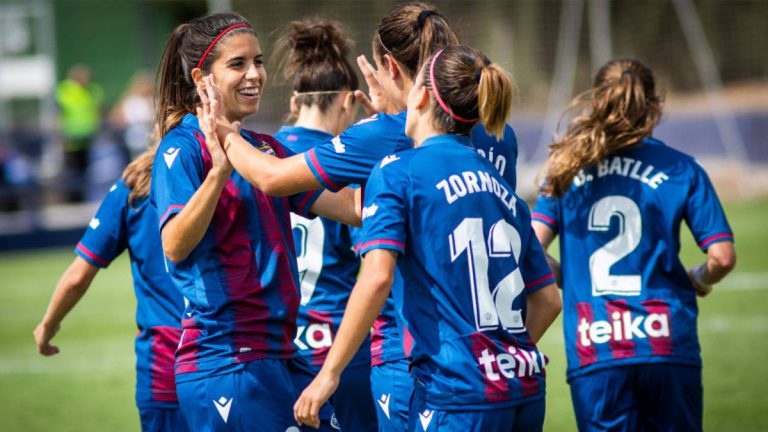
294, 323, 333, 351
573, 156, 669, 189
477, 346, 545, 382
436, 170, 516, 214
578, 310, 670, 346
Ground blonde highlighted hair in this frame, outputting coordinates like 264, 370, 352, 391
422, 45, 513, 139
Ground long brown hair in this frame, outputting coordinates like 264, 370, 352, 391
122, 146, 156, 206
155, 13, 256, 138
373, 2, 459, 79
273, 17, 359, 118
540, 58, 662, 197
421, 45, 512, 139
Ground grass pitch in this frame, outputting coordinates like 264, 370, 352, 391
0, 199, 766, 431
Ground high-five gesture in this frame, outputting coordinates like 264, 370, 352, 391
354, 55, 394, 115
195, 75, 236, 174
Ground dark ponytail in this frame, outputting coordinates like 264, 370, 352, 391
421, 45, 513, 139
374, 2, 458, 79
273, 17, 358, 116
155, 13, 255, 137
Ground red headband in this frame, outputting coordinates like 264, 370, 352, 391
429, 49, 478, 123
195, 23, 251, 70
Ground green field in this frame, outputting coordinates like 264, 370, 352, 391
0, 199, 766, 431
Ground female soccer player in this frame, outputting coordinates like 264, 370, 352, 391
293, 45, 562, 432
150, 12, 358, 431
272, 18, 377, 431
34, 147, 189, 432
208, 4, 519, 429
531, 59, 736, 431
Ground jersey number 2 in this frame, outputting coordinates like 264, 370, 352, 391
588, 195, 642, 296
450, 218, 526, 333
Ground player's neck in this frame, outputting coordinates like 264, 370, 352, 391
295, 106, 339, 136
411, 124, 440, 148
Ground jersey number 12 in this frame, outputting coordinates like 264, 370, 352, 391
450, 218, 526, 333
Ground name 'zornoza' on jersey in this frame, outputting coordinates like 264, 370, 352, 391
304, 111, 519, 366
532, 137, 733, 381
358, 134, 553, 409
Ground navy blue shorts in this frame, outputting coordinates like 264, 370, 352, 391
176, 359, 336, 432
569, 363, 702, 432
288, 356, 375, 431
409, 379, 544, 432
370, 358, 413, 432
138, 406, 190, 432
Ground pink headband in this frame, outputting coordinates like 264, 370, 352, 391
195, 23, 251, 70
429, 49, 478, 123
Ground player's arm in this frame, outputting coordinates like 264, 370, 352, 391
294, 249, 396, 428
223, 131, 321, 196
532, 221, 562, 288
688, 241, 736, 297
310, 188, 361, 227
162, 81, 233, 263
33, 257, 99, 356
161, 168, 229, 262
525, 283, 562, 343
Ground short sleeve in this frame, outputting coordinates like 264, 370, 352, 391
151, 131, 204, 229
532, 194, 560, 234
355, 158, 409, 257
75, 182, 130, 268
520, 231, 556, 294
684, 162, 734, 251
260, 133, 323, 217
304, 114, 409, 192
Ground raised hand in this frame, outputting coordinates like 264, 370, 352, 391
196, 75, 234, 174
355, 55, 392, 115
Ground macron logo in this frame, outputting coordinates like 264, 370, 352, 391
213, 396, 233, 423
362, 204, 378, 220
163, 147, 180, 169
89, 218, 100, 229
109, 183, 117, 192
377, 393, 391, 419
380, 154, 400, 168
419, 409, 434, 431
332, 136, 345, 153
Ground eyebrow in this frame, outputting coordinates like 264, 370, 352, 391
226, 54, 263, 64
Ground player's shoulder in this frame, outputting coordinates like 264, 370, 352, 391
346, 111, 406, 138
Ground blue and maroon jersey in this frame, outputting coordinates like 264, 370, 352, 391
76, 180, 183, 408
150, 114, 321, 383
303, 112, 519, 366
532, 137, 734, 381
275, 125, 370, 368
357, 134, 554, 410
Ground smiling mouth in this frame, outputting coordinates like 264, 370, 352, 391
237, 87, 260, 98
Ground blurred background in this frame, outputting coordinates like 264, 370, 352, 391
0, 0, 766, 430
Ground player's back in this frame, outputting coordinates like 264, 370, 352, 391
362, 134, 553, 409
275, 125, 366, 365
533, 137, 733, 380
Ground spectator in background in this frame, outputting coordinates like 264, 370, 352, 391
111, 71, 155, 160
56, 64, 103, 202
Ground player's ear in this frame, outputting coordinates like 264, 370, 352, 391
191, 68, 204, 86
289, 95, 299, 116
415, 85, 429, 110
341, 91, 355, 113
383, 54, 400, 81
